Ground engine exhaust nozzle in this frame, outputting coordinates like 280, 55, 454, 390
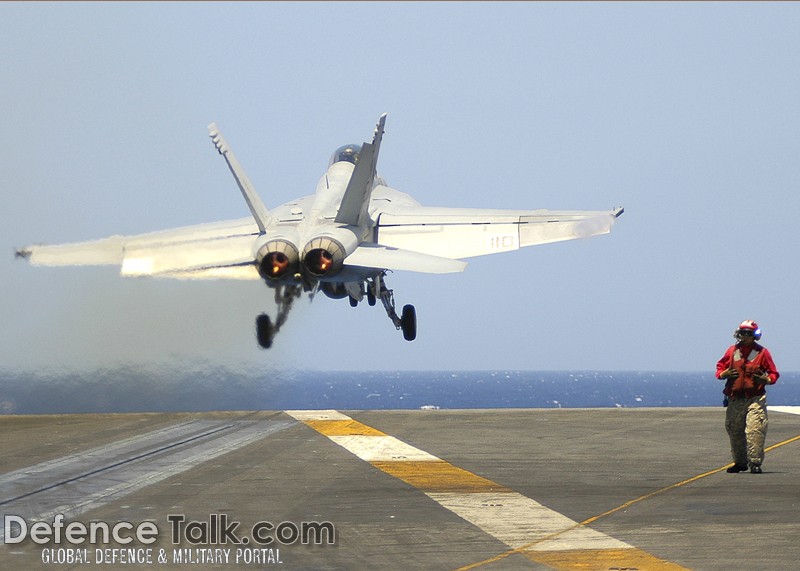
255, 238, 300, 281
302, 237, 347, 277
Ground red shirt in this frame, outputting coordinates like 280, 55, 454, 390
715, 342, 779, 397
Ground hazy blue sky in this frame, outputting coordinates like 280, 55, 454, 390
2, 2, 799, 373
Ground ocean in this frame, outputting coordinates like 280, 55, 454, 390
1, 369, 799, 415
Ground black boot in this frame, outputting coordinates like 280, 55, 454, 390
726, 463, 748, 473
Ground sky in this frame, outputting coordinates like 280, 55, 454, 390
2, 2, 799, 373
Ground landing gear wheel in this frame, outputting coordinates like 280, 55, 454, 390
367, 290, 376, 306
401, 304, 417, 341
349, 296, 358, 308
255, 313, 274, 349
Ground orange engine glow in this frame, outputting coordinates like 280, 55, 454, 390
263, 252, 290, 278
305, 249, 334, 275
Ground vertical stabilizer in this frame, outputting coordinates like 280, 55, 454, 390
335, 113, 387, 227
208, 123, 271, 233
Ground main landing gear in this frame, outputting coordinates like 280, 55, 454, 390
400, 304, 417, 341
255, 284, 302, 349
254, 274, 416, 349
347, 273, 416, 341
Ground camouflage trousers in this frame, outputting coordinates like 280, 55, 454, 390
725, 394, 768, 468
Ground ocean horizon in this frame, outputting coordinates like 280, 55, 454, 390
2, 369, 799, 415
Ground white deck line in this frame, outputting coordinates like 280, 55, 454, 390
288, 410, 633, 553
769, 406, 800, 415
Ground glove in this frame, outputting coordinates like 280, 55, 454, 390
721, 369, 739, 380
752, 373, 770, 385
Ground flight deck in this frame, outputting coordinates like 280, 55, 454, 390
2, 407, 799, 570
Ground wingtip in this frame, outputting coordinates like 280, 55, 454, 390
208, 123, 226, 154
613, 206, 625, 218
14, 247, 32, 261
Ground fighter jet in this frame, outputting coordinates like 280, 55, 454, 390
16, 114, 623, 348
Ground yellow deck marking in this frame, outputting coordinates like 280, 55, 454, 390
530, 548, 690, 570
765, 433, 800, 452
305, 419, 387, 436
285, 410, 693, 571
373, 461, 511, 493
457, 431, 800, 570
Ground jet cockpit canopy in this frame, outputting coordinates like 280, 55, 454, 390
329, 144, 361, 167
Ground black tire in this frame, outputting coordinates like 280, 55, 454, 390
255, 314, 274, 349
349, 296, 358, 307
401, 304, 417, 341
367, 291, 376, 306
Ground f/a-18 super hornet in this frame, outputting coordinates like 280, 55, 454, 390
16, 114, 623, 348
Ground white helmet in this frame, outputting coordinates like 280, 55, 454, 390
734, 320, 762, 341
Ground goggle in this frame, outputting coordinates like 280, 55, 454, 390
737, 330, 756, 337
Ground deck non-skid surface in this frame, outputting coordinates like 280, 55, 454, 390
1, 408, 799, 570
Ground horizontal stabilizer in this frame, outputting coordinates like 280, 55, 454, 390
345, 243, 467, 274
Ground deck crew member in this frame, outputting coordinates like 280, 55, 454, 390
715, 320, 780, 474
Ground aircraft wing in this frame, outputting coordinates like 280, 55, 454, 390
374, 206, 623, 260
15, 218, 262, 280
16, 206, 623, 279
